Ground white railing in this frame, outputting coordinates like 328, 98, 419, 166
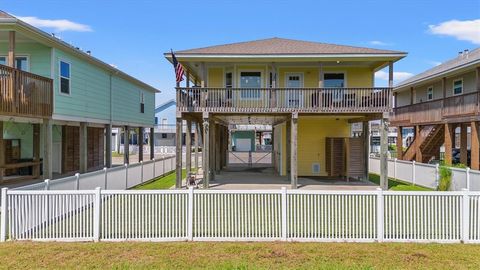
14, 156, 177, 191
1, 188, 479, 243
369, 157, 480, 191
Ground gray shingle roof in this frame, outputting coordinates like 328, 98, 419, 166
174, 37, 405, 55
396, 48, 480, 88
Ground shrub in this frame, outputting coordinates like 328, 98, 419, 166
437, 166, 452, 191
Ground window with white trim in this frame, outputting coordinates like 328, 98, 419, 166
59, 61, 71, 94
0, 56, 29, 71
240, 71, 261, 98
427, 86, 433, 100
453, 79, 463, 95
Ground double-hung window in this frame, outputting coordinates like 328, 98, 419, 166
60, 60, 71, 95
453, 79, 463, 95
427, 86, 433, 100
240, 71, 261, 99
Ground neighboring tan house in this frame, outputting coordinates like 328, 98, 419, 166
166, 38, 406, 189
0, 11, 158, 183
391, 48, 480, 169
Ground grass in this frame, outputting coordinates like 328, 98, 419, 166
369, 173, 432, 191
132, 169, 188, 190
0, 242, 478, 269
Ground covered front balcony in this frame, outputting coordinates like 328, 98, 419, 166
177, 87, 392, 113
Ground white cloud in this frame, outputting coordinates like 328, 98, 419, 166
369, 40, 391, 46
17, 16, 92, 32
429, 19, 480, 45
375, 70, 414, 82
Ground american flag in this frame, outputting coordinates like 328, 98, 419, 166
171, 50, 184, 83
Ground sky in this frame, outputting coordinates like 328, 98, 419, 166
2, 0, 480, 111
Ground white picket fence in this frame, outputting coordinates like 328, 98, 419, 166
14, 156, 176, 191
1, 188, 479, 243
369, 157, 480, 191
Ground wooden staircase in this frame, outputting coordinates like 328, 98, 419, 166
402, 125, 444, 162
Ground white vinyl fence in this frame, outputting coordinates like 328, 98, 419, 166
1, 188, 479, 243
369, 157, 480, 191
14, 156, 176, 191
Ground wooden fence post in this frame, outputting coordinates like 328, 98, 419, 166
0, 188, 7, 242
94, 187, 101, 242
281, 187, 287, 241
466, 167, 470, 191
376, 188, 384, 242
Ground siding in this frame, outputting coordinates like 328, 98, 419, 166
279, 116, 350, 176
53, 48, 110, 120
0, 42, 51, 77
111, 76, 155, 126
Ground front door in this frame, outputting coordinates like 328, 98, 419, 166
285, 73, 304, 107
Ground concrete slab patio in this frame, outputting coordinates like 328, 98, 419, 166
205, 165, 378, 190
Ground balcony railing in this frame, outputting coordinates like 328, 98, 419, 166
176, 87, 391, 113
0, 64, 53, 118
391, 91, 479, 125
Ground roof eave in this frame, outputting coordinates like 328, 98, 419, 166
394, 58, 480, 91
0, 18, 160, 93
164, 53, 407, 59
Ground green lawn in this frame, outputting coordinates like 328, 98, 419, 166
369, 173, 431, 191
132, 169, 188, 190
0, 242, 478, 269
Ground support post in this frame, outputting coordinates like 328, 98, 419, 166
7, 31, 15, 68
186, 120, 192, 177
202, 114, 210, 188
290, 113, 298, 189
209, 121, 216, 181
138, 127, 144, 162
150, 127, 155, 160
32, 123, 41, 178
363, 121, 370, 181
43, 119, 53, 180
380, 116, 389, 190
396, 126, 403, 160
415, 126, 423, 163
388, 61, 394, 88
460, 123, 468, 165
215, 124, 221, 174
286, 118, 291, 181
79, 122, 88, 173
194, 122, 200, 171
471, 121, 479, 170
175, 117, 183, 189
123, 126, 130, 165
444, 123, 454, 166
105, 124, 112, 168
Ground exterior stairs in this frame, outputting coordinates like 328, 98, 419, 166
402, 125, 444, 162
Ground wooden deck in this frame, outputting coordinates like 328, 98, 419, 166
0, 64, 53, 118
177, 87, 392, 113
391, 92, 480, 126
